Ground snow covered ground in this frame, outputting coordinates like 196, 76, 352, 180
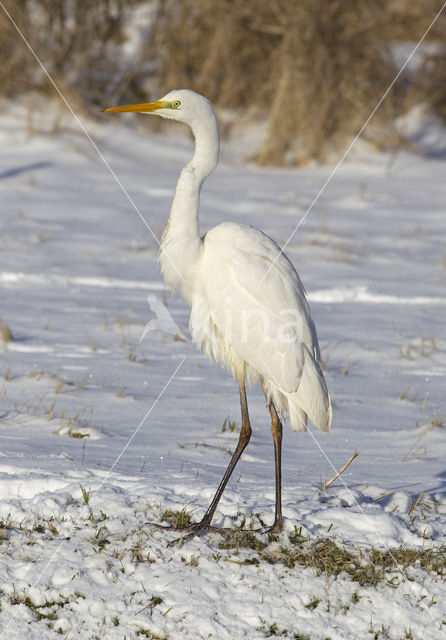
0, 100, 445, 639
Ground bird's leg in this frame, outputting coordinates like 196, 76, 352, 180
261, 380, 283, 533
153, 372, 252, 545
195, 371, 252, 529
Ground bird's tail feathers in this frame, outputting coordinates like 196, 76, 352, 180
288, 346, 331, 433
288, 404, 308, 432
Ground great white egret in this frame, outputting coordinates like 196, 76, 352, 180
103, 90, 331, 538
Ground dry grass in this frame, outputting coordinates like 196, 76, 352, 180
0, 320, 12, 345
0, 0, 145, 110
221, 416, 237, 432
160, 507, 193, 528
219, 529, 446, 585
398, 333, 439, 359
322, 449, 359, 491
148, 0, 446, 164
1, 1, 446, 163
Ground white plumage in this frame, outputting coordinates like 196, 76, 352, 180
193, 221, 330, 432
104, 89, 331, 536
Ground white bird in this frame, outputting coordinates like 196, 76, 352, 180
103, 90, 331, 537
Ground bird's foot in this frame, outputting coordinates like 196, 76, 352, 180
148, 519, 231, 547
263, 522, 282, 535
149, 516, 283, 546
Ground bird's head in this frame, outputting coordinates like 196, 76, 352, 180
102, 89, 214, 127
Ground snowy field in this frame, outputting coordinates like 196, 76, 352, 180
0, 101, 445, 639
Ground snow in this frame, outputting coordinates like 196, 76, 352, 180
0, 100, 445, 639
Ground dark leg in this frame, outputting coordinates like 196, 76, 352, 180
154, 371, 252, 544
198, 371, 252, 528
261, 380, 283, 533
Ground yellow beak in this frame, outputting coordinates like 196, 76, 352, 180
102, 100, 168, 114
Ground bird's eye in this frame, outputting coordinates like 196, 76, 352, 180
172, 100, 181, 108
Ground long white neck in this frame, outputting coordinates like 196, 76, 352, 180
159, 111, 219, 302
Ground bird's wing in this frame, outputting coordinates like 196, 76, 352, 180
202, 224, 320, 393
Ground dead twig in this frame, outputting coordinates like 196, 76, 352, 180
323, 449, 359, 491
408, 490, 424, 516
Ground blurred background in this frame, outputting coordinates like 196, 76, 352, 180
1, 0, 446, 164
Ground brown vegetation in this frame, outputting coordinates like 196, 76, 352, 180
0, 0, 144, 108
1, 0, 446, 164
149, 0, 446, 164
